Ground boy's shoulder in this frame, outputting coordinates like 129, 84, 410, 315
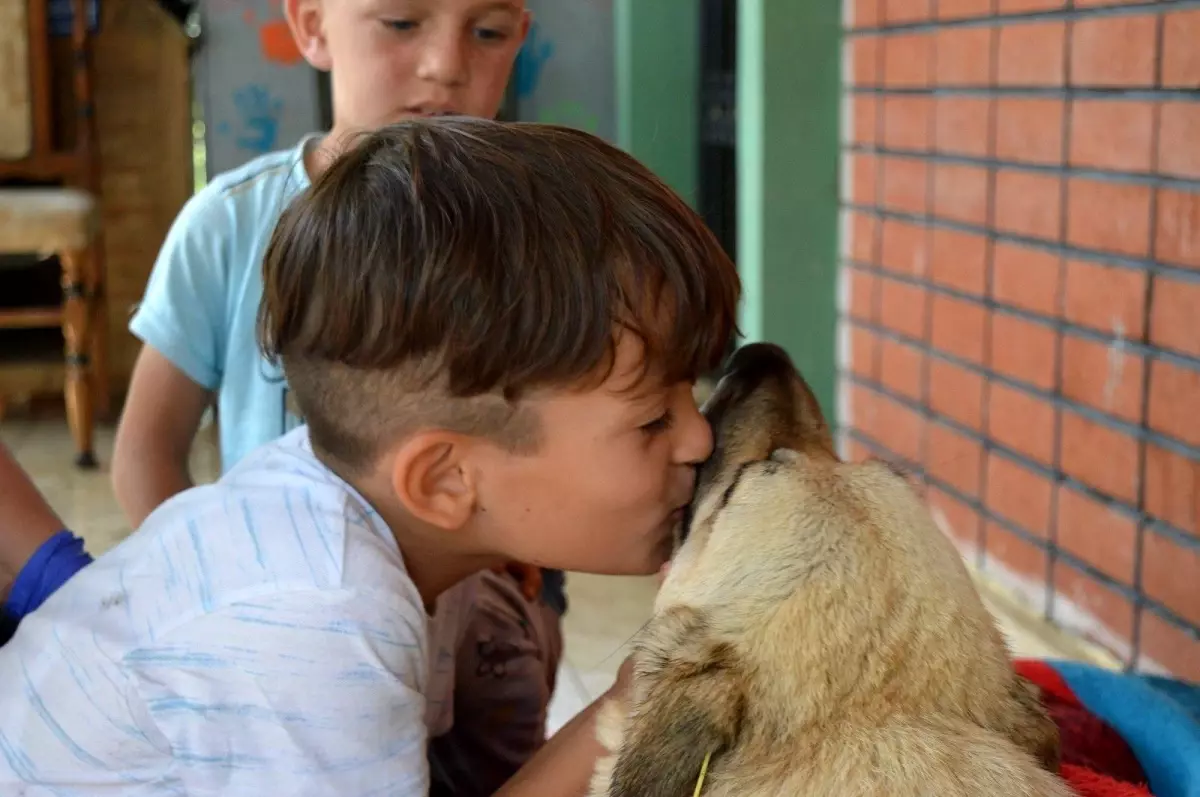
174, 135, 318, 242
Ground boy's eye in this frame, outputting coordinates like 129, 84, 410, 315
640, 410, 675, 436
474, 26, 509, 42
383, 19, 417, 32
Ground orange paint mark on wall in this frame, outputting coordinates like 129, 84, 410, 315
260, 20, 303, 65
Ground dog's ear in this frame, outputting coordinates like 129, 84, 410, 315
608, 608, 745, 797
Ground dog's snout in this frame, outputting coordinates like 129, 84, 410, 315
721, 342, 796, 385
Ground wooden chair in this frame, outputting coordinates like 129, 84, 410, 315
0, 0, 108, 468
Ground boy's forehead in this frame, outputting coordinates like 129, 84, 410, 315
357, 0, 526, 11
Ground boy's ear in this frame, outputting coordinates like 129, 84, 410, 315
389, 432, 477, 532
284, 0, 332, 72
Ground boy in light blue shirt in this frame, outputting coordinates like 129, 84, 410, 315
110, 0, 563, 790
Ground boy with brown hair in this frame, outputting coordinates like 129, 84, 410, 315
0, 117, 739, 794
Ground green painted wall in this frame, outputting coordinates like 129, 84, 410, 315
737, 0, 842, 418
614, 0, 700, 208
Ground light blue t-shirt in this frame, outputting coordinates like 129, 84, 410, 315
130, 137, 316, 473
0, 427, 476, 794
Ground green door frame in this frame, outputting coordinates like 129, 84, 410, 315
615, 0, 842, 418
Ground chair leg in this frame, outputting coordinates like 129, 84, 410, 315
60, 248, 97, 469
86, 248, 110, 420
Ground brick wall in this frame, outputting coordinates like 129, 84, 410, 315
840, 0, 1200, 679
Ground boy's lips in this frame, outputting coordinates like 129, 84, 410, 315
406, 107, 457, 117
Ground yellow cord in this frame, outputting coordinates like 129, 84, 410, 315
692, 750, 713, 797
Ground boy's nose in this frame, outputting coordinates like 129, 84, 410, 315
416, 31, 468, 87
676, 403, 715, 466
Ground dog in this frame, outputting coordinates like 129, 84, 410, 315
589, 342, 1069, 797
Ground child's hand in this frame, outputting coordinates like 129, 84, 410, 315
492, 561, 543, 602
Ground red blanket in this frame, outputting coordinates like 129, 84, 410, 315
1016, 660, 1153, 797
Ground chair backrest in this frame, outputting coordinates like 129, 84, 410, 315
0, 0, 54, 163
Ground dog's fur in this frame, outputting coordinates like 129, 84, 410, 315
589, 343, 1069, 797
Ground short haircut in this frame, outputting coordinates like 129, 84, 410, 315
258, 117, 741, 473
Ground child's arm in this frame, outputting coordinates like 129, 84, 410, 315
496, 659, 633, 797
112, 346, 212, 527
0, 442, 63, 594
112, 191, 228, 528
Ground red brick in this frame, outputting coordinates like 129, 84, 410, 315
1139, 613, 1200, 683
995, 171, 1061, 241
873, 392, 926, 465
1069, 100, 1154, 173
935, 96, 992, 158
930, 228, 987, 295
848, 324, 879, 380
1151, 276, 1200, 359
1159, 103, 1200, 180
849, 153, 878, 206
1066, 179, 1152, 258
1142, 534, 1200, 627
933, 164, 988, 225
852, 0, 881, 28
937, 0, 990, 20
1054, 562, 1135, 646
930, 294, 986, 362
849, 36, 880, 87
929, 359, 985, 430
1144, 444, 1200, 538
880, 219, 929, 276
935, 26, 993, 86
996, 22, 1066, 87
998, 0, 1063, 10
987, 453, 1054, 538
1163, 10, 1200, 89
928, 486, 982, 549
883, 33, 934, 88
1071, 15, 1157, 88
1149, 360, 1200, 449
878, 276, 928, 340
1056, 487, 1137, 584
848, 267, 877, 322
848, 211, 878, 264
879, 336, 924, 400
927, 423, 983, 498
847, 382, 878, 432
995, 98, 1065, 165
851, 94, 878, 146
988, 383, 1056, 464
882, 95, 933, 152
846, 438, 874, 464
885, 0, 931, 24
1062, 260, 1147, 338
1156, 189, 1200, 270
984, 523, 1049, 585
1060, 412, 1140, 503
881, 157, 929, 215
993, 243, 1061, 316
1060, 334, 1144, 424
989, 314, 1057, 390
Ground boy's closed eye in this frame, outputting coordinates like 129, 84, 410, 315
639, 409, 675, 436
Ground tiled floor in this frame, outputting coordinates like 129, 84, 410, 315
1, 413, 1103, 735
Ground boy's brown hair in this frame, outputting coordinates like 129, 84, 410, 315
259, 117, 741, 472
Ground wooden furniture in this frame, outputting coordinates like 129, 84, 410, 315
0, 0, 107, 468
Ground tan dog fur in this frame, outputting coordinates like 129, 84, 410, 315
589, 343, 1069, 797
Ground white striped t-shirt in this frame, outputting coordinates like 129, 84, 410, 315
0, 427, 475, 795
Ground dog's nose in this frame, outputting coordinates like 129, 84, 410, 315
722, 342, 796, 381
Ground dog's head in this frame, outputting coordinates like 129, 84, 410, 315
660, 342, 947, 621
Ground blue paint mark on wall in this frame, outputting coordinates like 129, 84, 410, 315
513, 21, 554, 99
227, 83, 284, 154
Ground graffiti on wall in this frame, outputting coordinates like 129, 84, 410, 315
215, 83, 285, 154
514, 21, 554, 100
